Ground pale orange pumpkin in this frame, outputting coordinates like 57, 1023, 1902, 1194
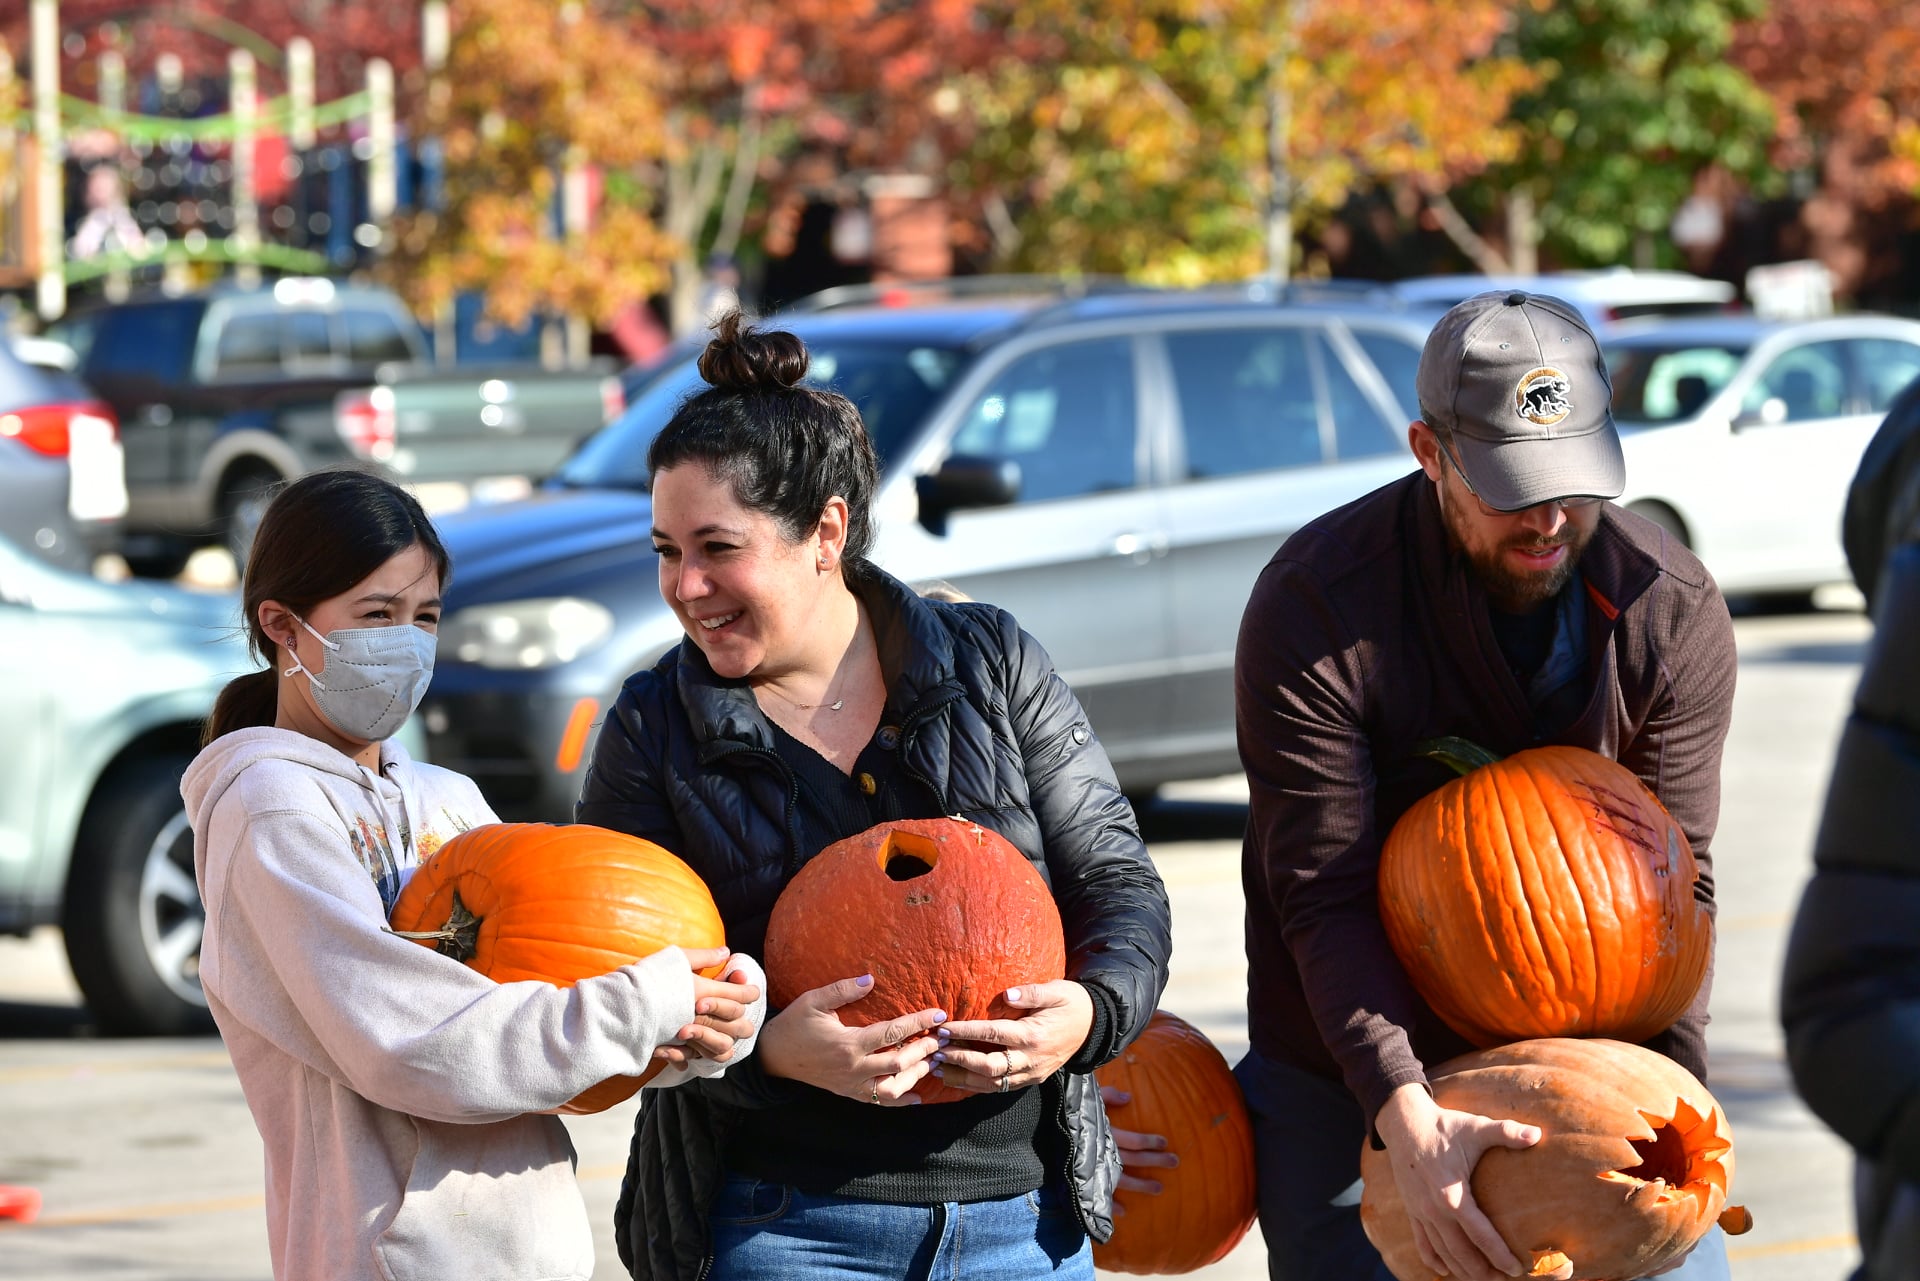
1359, 1038, 1750, 1280
388, 822, 728, 1115
1092, 1011, 1256, 1275
763, 816, 1066, 1104
1377, 740, 1712, 1046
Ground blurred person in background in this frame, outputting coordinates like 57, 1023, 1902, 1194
577, 311, 1172, 1281
1782, 377, 1920, 1281
1234, 292, 1737, 1281
184, 469, 764, 1281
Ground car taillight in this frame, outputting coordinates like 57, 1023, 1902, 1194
0, 400, 118, 457
336, 386, 396, 461
600, 375, 623, 424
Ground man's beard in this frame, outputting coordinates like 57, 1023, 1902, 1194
1439, 492, 1596, 612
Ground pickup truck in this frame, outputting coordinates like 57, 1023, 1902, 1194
59, 279, 622, 577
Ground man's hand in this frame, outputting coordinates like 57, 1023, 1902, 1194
1373, 1081, 1557, 1280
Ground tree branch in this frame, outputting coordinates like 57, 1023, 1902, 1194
711, 105, 763, 260
1424, 188, 1510, 275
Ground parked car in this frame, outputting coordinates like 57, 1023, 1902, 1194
58, 277, 623, 577
0, 338, 124, 575
423, 287, 1436, 821
1607, 312, 1920, 596
1391, 269, 1738, 332
0, 530, 249, 1034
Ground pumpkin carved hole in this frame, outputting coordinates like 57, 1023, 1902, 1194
1621, 1115, 1689, 1188
879, 832, 940, 881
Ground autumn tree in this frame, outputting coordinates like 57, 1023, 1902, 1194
946, 0, 1535, 283
1732, 0, 1920, 298
1441, 0, 1776, 274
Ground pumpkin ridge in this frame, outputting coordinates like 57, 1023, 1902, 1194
1446, 779, 1511, 1040
1507, 761, 1588, 1034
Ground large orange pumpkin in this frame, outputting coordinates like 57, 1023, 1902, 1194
1359, 1038, 1748, 1281
1377, 740, 1712, 1046
388, 822, 728, 1115
1092, 1011, 1256, 1275
763, 816, 1066, 1104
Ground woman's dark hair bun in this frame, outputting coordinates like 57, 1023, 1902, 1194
698, 309, 809, 391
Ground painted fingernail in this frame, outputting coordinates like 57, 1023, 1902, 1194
935, 1029, 951, 1045
855, 975, 873, 988
930, 1051, 947, 1066
930, 1010, 947, 1023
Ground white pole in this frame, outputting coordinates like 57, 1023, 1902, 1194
366, 58, 395, 240
422, 0, 450, 72
31, 0, 63, 320
230, 48, 259, 288
288, 37, 315, 152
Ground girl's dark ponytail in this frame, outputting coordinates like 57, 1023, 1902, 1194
205, 667, 280, 744
200, 469, 450, 746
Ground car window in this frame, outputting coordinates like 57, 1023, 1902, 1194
284, 310, 333, 366
1165, 328, 1321, 479
1323, 338, 1401, 460
949, 338, 1138, 502
340, 308, 420, 364
213, 316, 285, 378
1606, 344, 1747, 423
553, 338, 969, 490
1742, 341, 1849, 422
84, 301, 202, 386
1853, 338, 1920, 413
1351, 328, 1423, 420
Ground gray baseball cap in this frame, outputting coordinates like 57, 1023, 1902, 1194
1414, 290, 1625, 511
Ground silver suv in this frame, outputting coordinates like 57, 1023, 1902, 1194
423, 285, 1435, 820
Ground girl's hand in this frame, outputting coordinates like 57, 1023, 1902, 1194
932, 980, 1094, 1095
651, 951, 763, 1066
755, 974, 947, 1106
1101, 1084, 1177, 1212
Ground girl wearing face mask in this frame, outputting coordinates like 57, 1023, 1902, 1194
181, 469, 766, 1281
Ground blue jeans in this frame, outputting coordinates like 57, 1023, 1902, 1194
705, 1173, 1093, 1281
1234, 1048, 1733, 1281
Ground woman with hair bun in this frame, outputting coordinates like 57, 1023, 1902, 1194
578, 311, 1173, 1280
182, 468, 765, 1281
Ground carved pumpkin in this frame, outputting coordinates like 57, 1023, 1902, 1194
763, 816, 1066, 1104
1359, 1038, 1748, 1280
388, 822, 727, 1115
1378, 740, 1712, 1046
1092, 1011, 1256, 1275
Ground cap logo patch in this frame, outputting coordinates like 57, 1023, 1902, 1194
1516, 367, 1573, 426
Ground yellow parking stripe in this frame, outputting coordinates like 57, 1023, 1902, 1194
0, 1051, 231, 1085
0, 1193, 263, 1229
1726, 1231, 1857, 1261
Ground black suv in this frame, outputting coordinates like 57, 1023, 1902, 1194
424, 283, 1434, 821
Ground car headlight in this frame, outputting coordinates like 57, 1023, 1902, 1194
440, 597, 615, 669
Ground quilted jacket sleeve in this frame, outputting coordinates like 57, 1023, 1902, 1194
1782, 541, 1920, 1179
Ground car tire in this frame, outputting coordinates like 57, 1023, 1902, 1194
1624, 500, 1691, 549
63, 753, 214, 1036
220, 467, 283, 576
120, 540, 196, 581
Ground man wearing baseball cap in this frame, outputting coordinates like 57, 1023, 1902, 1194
1234, 291, 1737, 1281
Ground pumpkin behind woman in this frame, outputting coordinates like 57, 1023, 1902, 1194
388, 822, 728, 1114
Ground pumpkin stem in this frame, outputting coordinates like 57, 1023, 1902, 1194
1415, 736, 1505, 776
385, 891, 482, 962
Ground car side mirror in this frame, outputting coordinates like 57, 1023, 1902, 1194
1732, 396, 1788, 429
915, 455, 1021, 535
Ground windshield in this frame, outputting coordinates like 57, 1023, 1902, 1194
1606, 343, 1748, 424
555, 339, 971, 489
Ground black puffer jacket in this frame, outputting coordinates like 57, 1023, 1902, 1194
576, 567, 1173, 1281
1782, 385, 1920, 1281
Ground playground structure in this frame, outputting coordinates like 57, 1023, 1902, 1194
0, 0, 438, 320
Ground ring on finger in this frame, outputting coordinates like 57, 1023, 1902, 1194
870, 1082, 880, 1105
997, 1073, 1011, 1094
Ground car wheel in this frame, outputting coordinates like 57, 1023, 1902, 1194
1624, 500, 1690, 549
221, 468, 283, 575
63, 753, 214, 1036
120, 539, 196, 581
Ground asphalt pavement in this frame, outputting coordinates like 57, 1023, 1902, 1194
0, 608, 1875, 1280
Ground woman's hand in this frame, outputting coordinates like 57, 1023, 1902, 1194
651, 950, 762, 1067
754, 973, 947, 1106
931, 980, 1094, 1095
1373, 1082, 1563, 1281
1101, 1084, 1177, 1213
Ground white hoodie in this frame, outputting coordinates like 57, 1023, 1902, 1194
183, 727, 764, 1281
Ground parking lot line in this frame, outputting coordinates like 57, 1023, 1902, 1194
1725, 1231, 1857, 1261
0, 1050, 231, 1085
0, 1192, 263, 1230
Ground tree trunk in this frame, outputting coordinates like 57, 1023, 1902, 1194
1505, 189, 1538, 275
1426, 189, 1510, 275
